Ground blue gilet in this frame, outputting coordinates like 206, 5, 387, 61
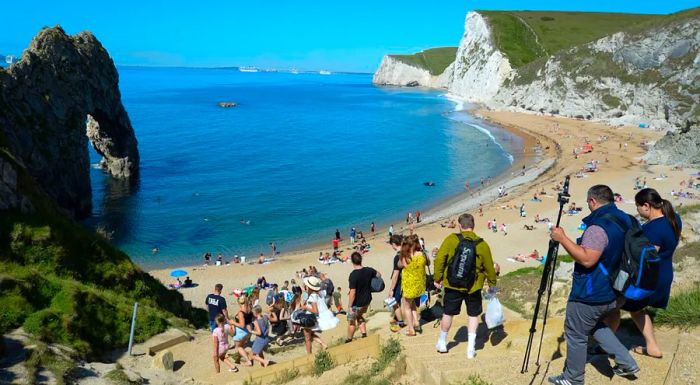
570, 203, 630, 304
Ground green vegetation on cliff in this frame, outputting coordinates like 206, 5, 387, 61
390, 47, 457, 76
479, 11, 661, 68
0, 150, 207, 359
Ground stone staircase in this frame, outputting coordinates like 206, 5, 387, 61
400, 312, 696, 385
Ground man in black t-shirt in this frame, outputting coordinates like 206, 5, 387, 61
346, 252, 380, 342
205, 283, 229, 331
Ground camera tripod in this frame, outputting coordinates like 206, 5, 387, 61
521, 175, 570, 373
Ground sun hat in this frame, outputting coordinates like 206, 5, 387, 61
303, 276, 322, 291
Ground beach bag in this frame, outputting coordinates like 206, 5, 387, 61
446, 235, 482, 289
603, 214, 660, 301
371, 276, 385, 293
291, 309, 317, 328
485, 297, 505, 329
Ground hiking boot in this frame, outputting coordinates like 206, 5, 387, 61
547, 374, 580, 385
436, 339, 447, 353
612, 365, 640, 378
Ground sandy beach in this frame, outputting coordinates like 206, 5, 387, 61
150, 109, 696, 313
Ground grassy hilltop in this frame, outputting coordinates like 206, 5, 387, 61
389, 47, 458, 76
479, 8, 700, 68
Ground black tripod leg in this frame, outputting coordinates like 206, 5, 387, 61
536, 250, 559, 366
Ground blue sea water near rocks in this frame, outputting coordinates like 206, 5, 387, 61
85, 67, 520, 269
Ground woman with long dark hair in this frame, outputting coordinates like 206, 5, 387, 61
609, 188, 682, 359
398, 234, 429, 336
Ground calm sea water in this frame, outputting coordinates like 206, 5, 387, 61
85, 67, 517, 268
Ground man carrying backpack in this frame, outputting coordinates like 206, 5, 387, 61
433, 213, 497, 359
548, 185, 639, 385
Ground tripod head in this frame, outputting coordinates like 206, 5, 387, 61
557, 175, 571, 205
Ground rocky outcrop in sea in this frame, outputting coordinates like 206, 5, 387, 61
0, 26, 139, 217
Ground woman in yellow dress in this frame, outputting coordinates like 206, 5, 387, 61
399, 234, 429, 336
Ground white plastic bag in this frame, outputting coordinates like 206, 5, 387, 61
485, 297, 505, 329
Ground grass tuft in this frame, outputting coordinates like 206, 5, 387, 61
270, 368, 300, 385
652, 284, 700, 328
452, 374, 493, 385
313, 349, 335, 376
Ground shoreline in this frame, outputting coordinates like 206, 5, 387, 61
144, 105, 538, 272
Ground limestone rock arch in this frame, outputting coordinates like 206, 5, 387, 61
0, 26, 139, 218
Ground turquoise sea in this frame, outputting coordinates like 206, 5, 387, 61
85, 67, 519, 269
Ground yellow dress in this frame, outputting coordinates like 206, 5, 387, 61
401, 253, 426, 299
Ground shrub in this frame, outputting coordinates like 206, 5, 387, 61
313, 349, 335, 376
0, 288, 33, 334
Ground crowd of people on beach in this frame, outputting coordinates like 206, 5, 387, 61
197, 170, 686, 385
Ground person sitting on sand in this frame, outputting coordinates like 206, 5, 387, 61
184, 276, 193, 287
248, 305, 271, 367
212, 314, 238, 373
169, 277, 183, 289
269, 295, 291, 344
258, 253, 265, 264
216, 253, 224, 266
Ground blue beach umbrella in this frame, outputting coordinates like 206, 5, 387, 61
170, 269, 188, 277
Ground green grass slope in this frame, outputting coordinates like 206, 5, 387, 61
390, 47, 458, 76
479, 10, 662, 68
0, 147, 207, 359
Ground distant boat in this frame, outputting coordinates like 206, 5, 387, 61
290, 68, 299, 75
319, 70, 331, 75
239, 66, 258, 73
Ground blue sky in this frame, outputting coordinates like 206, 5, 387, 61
3, 1, 698, 72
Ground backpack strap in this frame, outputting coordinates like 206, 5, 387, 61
602, 213, 628, 232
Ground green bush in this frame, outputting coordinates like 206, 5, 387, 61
0, 288, 33, 334
313, 349, 335, 376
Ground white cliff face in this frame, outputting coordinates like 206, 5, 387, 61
448, 12, 514, 103
492, 17, 700, 131
372, 55, 453, 88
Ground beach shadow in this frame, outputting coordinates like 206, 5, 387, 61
181, 283, 199, 289
446, 326, 468, 350
173, 360, 185, 372
551, 333, 565, 361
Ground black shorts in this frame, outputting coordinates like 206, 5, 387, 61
443, 288, 483, 317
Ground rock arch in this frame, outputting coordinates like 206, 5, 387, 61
0, 26, 139, 218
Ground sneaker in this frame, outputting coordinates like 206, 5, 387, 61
436, 339, 447, 353
547, 374, 579, 385
612, 365, 640, 378
467, 348, 476, 359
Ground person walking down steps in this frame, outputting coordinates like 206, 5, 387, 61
433, 213, 497, 359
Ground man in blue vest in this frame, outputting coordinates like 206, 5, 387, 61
548, 185, 639, 385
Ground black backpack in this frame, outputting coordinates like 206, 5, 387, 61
604, 214, 660, 301
446, 234, 482, 289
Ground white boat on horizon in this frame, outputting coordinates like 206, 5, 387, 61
290, 68, 299, 74
239, 66, 258, 73
319, 70, 331, 75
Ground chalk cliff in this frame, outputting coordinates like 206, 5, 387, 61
0, 26, 139, 217
374, 9, 700, 163
447, 12, 514, 103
